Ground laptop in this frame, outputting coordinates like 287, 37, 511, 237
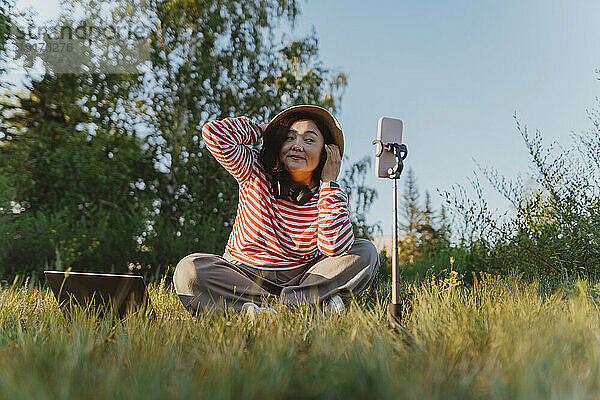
44, 270, 155, 319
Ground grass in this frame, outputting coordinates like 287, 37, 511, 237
2, 272, 600, 399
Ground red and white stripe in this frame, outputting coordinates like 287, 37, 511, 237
202, 116, 354, 270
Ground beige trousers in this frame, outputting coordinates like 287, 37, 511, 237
173, 238, 379, 313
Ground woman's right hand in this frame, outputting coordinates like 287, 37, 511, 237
321, 144, 341, 182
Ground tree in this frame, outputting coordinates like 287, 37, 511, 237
390, 168, 454, 273
0, 0, 353, 274
0, 73, 156, 274
339, 156, 380, 239
0, 0, 9, 49
418, 191, 435, 259
131, 0, 348, 267
0, 0, 12, 76
399, 168, 422, 263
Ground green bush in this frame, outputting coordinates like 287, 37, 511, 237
0, 211, 57, 277
139, 211, 234, 276
0, 206, 150, 277
443, 106, 600, 282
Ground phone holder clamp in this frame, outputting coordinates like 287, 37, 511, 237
372, 140, 408, 179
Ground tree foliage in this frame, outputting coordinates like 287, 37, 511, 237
0, 0, 9, 50
443, 103, 600, 282
0, 0, 379, 276
377, 167, 452, 279
130, 0, 349, 267
338, 156, 379, 239
0, 0, 12, 76
0, 74, 156, 275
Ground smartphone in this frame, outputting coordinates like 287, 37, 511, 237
374, 117, 404, 178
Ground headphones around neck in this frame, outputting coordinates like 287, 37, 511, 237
272, 177, 318, 205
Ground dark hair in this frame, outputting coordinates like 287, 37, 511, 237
258, 112, 335, 186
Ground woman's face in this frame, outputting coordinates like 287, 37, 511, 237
278, 119, 325, 182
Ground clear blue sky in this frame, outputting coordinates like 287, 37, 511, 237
13, 0, 600, 235
293, 0, 600, 234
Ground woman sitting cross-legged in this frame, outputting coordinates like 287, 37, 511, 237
173, 105, 379, 315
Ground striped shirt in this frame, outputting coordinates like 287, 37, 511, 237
202, 116, 355, 270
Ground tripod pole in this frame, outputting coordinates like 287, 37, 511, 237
388, 176, 402, 319
373, 139, 407, 321
392, 177, 398, 304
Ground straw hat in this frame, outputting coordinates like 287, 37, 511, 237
265, 105, 345, 156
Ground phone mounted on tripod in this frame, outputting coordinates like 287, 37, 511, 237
372, 117, 407, 179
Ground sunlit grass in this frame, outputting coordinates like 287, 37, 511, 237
1, 273, 600, 399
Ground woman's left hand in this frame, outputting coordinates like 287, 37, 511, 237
321, 144, 341, 182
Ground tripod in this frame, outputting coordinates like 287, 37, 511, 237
372, 140, 408, 319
